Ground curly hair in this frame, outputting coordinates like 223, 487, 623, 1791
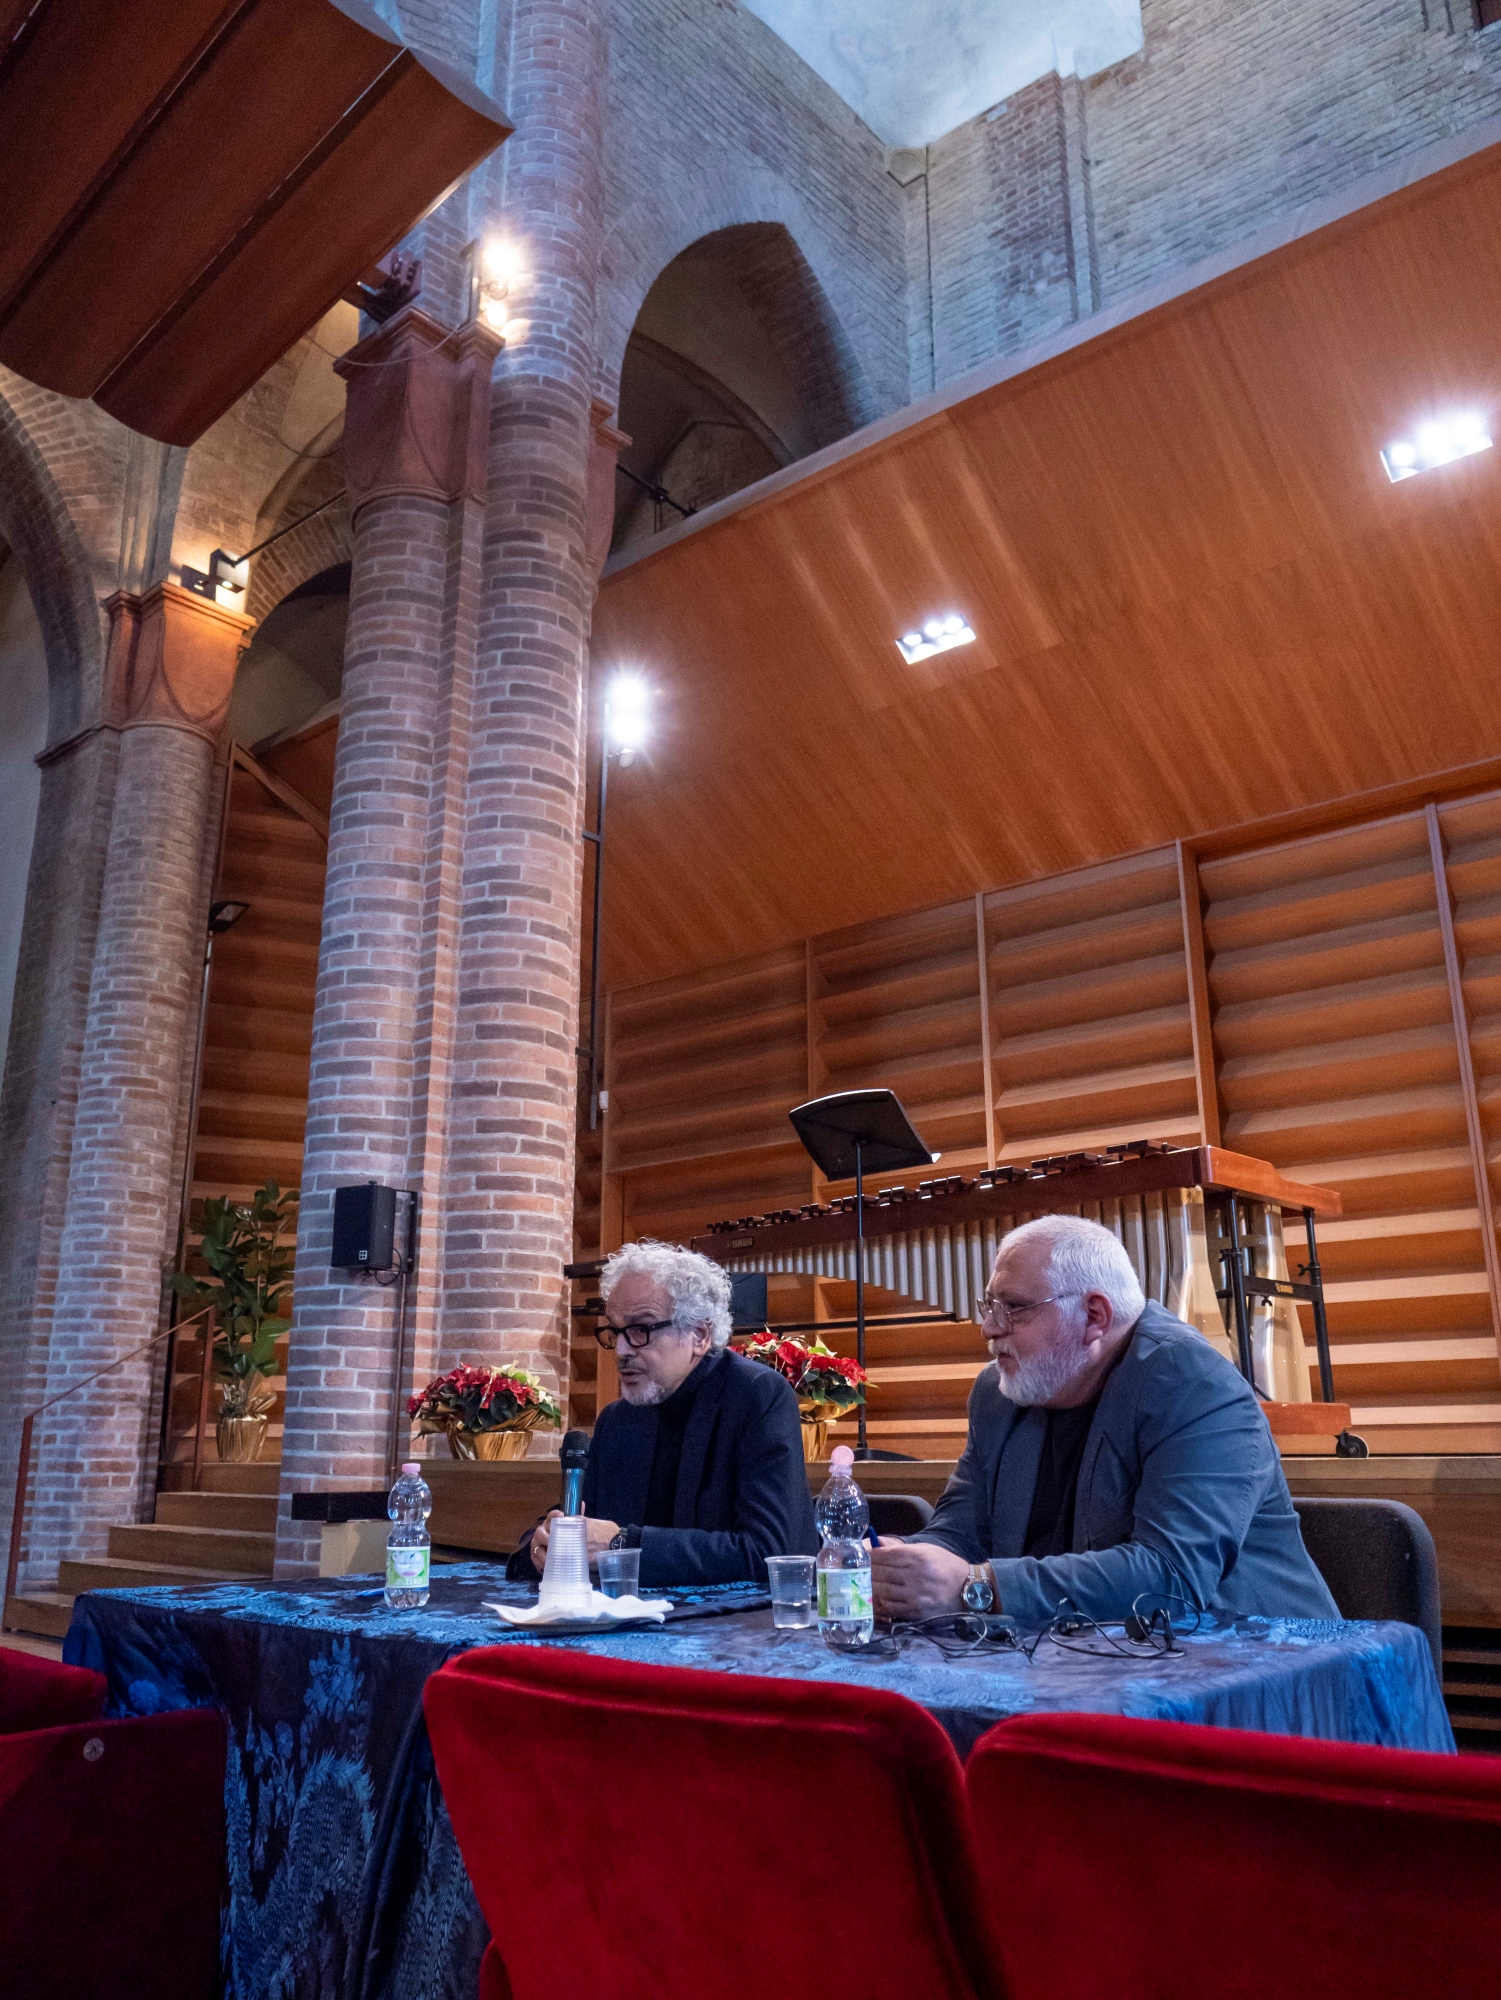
598, 1239, 734, 1350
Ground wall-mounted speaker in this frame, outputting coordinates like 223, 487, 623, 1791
330, 1181, 397, 1272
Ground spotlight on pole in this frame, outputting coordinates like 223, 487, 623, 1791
604, 674, 650, 765
584, 675, 654, 1130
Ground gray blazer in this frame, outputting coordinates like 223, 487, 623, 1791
914, 1301, 1339, 1627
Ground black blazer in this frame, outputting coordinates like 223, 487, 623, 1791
515, 1349, 819, 1588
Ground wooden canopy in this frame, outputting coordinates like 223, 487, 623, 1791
0, 0, 509, 444
592, 123, 1501, 993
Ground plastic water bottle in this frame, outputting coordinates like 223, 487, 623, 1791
385, 1461, 432, 1609
815, 1444, 873, 1650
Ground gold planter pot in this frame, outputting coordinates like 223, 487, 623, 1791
449, 1427, 533, 1462
216, 1414, 269, 1464
800, 1406, 835, 1462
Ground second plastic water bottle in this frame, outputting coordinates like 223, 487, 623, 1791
814, 1444, 873, 1650
385, 1461, 432, 1609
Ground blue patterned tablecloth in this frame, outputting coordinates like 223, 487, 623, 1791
65, 1562, 1453, 2000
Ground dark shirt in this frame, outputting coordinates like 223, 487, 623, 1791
642, 1356, 712, 1528
505, 1347, 818, 1586
1022, 1399, 1100, 1558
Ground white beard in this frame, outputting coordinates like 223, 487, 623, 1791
992, 1319, 1092, 1407
617, 1375, 668, 1407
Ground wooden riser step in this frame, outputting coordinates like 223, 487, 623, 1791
107, 1522, 274, 1573
57, 1556, 267, 1594
3, 1593, 76, 1640
157, 1461, 280, 1494
154, 1491, 278, 1533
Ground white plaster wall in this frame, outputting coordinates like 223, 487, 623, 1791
739, 0, 1143, 146
0, 557, 48, 1062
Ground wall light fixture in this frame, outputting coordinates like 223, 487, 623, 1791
897, 614, 976, 664
1382, 412, 1492, 482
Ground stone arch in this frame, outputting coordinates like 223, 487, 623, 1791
230, 559, 350, 749
0, 378, 107, 742
596, 164, 894, 429
605, 209, 883, 551
244, 438, 352, 626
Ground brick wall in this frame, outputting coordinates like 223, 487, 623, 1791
276, 486, 453, 1572
922, 0, 1501, 386
594, 0, 909, 419
27, 720, 220, 1579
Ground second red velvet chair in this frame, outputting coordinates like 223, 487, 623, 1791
967, 1711, 1501, 2000
0, 1647, 106, 1733
0, 1705, 227, 2000
425, 1644, 1005, 2000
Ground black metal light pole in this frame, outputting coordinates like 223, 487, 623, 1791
584, 741, 609, 1132
582, 679, 648, 1132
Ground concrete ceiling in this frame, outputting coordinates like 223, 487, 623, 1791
740, 0, 1143, 147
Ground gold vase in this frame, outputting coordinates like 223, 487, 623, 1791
800, 1405, 835, 1462
449, 1427, 533, 1462
216, 1414, 269, 1464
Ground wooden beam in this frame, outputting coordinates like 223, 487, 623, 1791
232, 742, 330, 841
1176, 840, 1222, 1146
1425, 802, 1501, 1358
975, 892, 998, 1168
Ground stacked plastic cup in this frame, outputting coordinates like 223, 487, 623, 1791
537, 1514, 593, 1613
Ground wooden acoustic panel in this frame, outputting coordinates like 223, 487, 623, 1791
0, 0, 509, 443
592, 134, 1501, 993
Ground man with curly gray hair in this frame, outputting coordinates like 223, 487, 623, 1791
511, 1241, 817, 1589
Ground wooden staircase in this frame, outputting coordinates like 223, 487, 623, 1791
5, 1464, 278, 1639
161, 735, 332, 1470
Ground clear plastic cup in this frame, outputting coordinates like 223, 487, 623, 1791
766, 1554, 817, 1629
537, 1514, 593, 1612
596, 1547, 642, 1599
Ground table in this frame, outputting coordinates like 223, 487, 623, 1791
65, 1564, 1454, 2000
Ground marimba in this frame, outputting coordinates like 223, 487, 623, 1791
688, 1141, 1347, 1431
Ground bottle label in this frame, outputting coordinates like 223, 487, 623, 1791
818, 1567, 872, 1621
386, 1544, 430, 1591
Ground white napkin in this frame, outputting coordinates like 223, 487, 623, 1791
482, 1590, 672, 1626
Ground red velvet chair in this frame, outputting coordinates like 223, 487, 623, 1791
967, 1711, 1501, 2000
0, 1647, 106, 1733
425, 1645, 1005, 2000
0, 1705, 227, 2000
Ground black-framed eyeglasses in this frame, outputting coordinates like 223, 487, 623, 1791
977, 1291, 1079, 1338
593, 1317, 680, 1351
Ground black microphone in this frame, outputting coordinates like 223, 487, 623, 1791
560, 1429, 589, 1517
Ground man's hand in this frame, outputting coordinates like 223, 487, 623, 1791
871, 1541, 973, 1619
530, 1509, 622, 1570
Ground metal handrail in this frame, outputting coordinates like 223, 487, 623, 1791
3, 1302, 214, 1618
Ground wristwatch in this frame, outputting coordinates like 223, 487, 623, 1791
961, 1562, 996, 1613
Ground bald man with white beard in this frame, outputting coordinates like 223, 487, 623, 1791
870, 1215, 1337, 1627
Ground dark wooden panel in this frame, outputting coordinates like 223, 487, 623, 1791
0, 0, 509, 443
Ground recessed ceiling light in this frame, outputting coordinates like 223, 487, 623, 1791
1382, 412, 1492, 483
897, 616, 976, 664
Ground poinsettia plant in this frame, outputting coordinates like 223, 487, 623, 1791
731, 1331, 867, 1413
407, 1364, 564, 1440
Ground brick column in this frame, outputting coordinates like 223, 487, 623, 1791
23, 586, 247, 1583
441, 0, 607, 1398
275, 310, 500, 1575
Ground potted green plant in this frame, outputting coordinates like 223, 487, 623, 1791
171, 1180, 298, 1463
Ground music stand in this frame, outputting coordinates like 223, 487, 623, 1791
788, 1090, 936, 1458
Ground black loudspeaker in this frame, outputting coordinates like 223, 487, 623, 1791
729, 1273, 768, 1327
331, 1181, 397, 1272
